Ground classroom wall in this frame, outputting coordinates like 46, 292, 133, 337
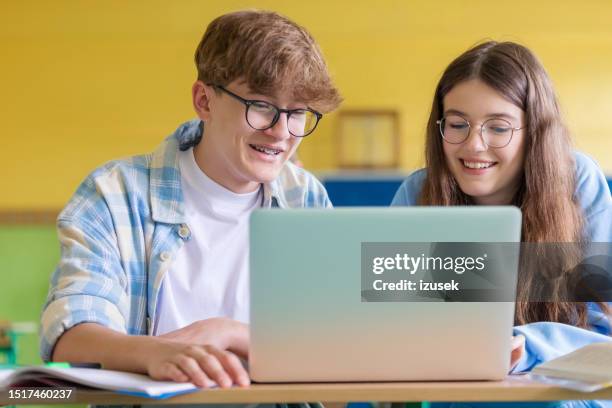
0, 227, 58, 365
1, 0, 612, 210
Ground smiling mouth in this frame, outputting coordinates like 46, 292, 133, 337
461, 159, 497, 169
249, 144, 283, 156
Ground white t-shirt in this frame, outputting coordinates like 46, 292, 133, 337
153, 147, 261, 335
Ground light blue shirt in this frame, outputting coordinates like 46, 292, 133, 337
391, 152, 612, 408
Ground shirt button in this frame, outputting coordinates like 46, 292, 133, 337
178, 224, 190, 239
160, 251, 171, 261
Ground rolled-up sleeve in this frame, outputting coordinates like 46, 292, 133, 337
40, 179, 130, 361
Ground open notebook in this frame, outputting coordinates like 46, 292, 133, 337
528, 342, 612, 392
0, 366, 200, 399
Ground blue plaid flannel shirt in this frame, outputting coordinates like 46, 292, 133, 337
40, 119, 332, 361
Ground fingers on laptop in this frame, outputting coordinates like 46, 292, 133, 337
206, 346, 251, 387
169, 345, 249, 388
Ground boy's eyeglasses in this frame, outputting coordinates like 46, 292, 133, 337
213, 85, 322, 138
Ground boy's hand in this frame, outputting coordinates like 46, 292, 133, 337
147, 341, 250, 388
159, 317, 249, 358
52, 322, 251, 388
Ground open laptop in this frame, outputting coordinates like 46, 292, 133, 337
249, 207, 522, 382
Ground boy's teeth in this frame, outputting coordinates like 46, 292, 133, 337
251, 145, 281, 155
463, 160, 494, 169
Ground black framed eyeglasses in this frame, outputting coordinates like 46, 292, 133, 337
436, 114, 524, 148
211, 85, 323, 137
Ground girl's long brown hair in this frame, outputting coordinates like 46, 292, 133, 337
420, 41, 607, 327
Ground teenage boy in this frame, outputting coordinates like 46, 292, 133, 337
41, 10, 341, 388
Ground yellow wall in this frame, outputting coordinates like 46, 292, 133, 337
2, 0, 611, 209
